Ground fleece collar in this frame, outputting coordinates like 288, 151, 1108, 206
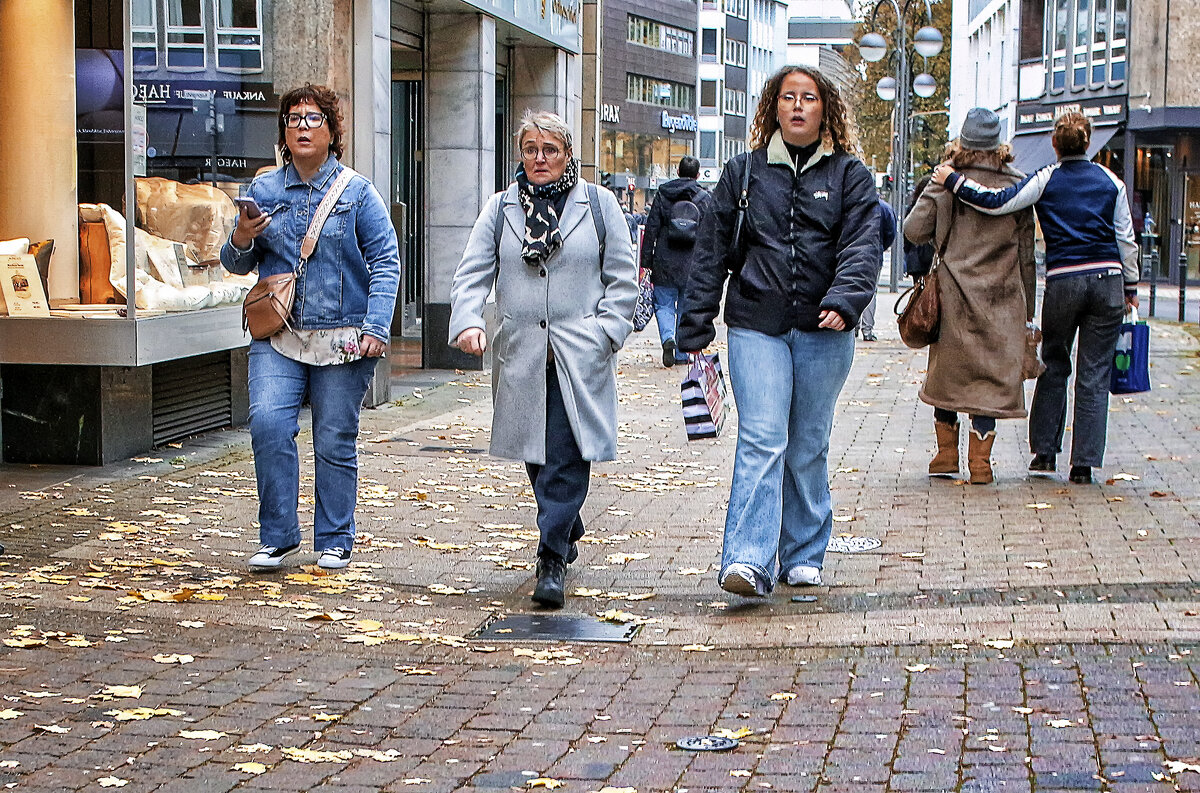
766, 130, 834, 175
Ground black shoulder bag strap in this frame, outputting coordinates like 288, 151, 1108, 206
731, 154, 752, 254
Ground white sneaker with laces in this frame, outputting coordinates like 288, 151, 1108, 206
785, 564, 823, 587
719, 563, 767, 597
318, 548, 352, 570
248, 544, 300, 571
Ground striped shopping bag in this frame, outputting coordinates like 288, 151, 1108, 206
680, 352, 727, 440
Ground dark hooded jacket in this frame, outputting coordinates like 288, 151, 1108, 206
677, 132, 882, 351
639, 178, 712, 288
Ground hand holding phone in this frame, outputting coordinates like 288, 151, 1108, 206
234, 197, 262, 219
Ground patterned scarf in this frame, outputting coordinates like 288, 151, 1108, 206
515, 158, 579, 266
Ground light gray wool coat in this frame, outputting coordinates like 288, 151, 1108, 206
448, 179, 639, 464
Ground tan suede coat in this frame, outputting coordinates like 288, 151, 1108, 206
903, 164, 1036, 419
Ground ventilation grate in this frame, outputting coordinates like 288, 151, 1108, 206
152, 352, 233, 446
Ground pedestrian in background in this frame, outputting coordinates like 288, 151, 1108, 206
221, 84, 401, 572
856, 195, 896, 342
678, 65, 881, 598
448, 110, 638, 609
932, 110, 1139, 484
904, 108, 1036, 484
639, 156, 712, 366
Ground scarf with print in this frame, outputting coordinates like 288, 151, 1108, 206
515, 158, 579, 266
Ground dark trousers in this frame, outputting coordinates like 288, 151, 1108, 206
933, 408, 996, 435
525, 360, 590, 560
1030, 272, 1125, 467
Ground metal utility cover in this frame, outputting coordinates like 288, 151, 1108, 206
827, 536, 883, 553
676, 736, 739, 751
472, 614, 639, 643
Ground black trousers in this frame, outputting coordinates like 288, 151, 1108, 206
525, 360, 590, 560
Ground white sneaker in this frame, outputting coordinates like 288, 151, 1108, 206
719, 563, 767, 597
248, 544, 300, 571
785, 565, 823, 587
317, 548, 352, 570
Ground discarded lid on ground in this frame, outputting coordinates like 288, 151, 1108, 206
676, 735, 739, 752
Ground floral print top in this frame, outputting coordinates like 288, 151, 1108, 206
271, 327, 376, 365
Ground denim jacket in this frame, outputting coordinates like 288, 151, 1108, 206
220, 155, 401, 342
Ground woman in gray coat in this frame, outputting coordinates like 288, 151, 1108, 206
449, 110, 639, 609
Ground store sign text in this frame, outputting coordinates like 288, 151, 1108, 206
600, 103, 622, 123
552, 0, 579, 22
660, 111, 698, 133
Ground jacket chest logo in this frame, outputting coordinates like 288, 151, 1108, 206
813, 190, 829, 200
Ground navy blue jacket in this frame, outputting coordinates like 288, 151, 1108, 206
944, 156, 1138, 290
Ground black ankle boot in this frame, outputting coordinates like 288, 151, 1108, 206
1069, 465, 1092, 484
533, 553, 567, 608
1029, 453, 1056, 472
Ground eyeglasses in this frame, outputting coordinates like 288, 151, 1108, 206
778, 92, 820, 108
283, 112, 327, 129
521, 144, 565, 161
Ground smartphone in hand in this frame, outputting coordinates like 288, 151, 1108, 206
234, 197, 262, 219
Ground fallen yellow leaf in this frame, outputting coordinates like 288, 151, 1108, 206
0, 709, 23, 719
100, 685, 142, 699
233, 762, 268, 775
527, 779, 563, 789
681, 644, 714, 652
769, 692, 796, 701
152, 654, 194, 665
280, 747, 352, 763
179, 729, 226, 740
97, 777, 128, 788
105, 707, 185, 721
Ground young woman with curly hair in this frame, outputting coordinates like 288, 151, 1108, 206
677, 65, 882, 598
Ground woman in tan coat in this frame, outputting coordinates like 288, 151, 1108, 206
903, 108, 1035, 484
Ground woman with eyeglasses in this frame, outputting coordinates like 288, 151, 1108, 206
449, 110, 638, 609
677, 66, 881, 598
220, 84, 400, 573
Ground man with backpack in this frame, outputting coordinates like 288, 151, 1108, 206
640, 156, 712, 366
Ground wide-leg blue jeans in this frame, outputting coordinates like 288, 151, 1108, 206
722, 326, 856, 590
248, 340, 376, 552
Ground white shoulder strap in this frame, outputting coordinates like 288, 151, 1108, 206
300, 166, 358, 262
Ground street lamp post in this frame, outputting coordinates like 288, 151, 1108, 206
857, 2, 943, 292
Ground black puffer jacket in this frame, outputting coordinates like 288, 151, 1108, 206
677, 134, 881, 351
639, 178, 712, 288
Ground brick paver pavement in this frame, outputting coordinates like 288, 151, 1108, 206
1, 307, 1199, 792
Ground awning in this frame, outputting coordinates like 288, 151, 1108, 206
1009, 125, 1119, 175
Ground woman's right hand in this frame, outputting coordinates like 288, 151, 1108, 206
230, 206, 271, 250
454, 328, 488, 356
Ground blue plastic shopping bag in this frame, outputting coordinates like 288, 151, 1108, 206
1110, 308, 1150, 394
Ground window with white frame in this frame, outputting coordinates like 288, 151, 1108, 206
1047, 0, 1124, 91
723, 87, 746, 116
627, 74, 695, 110
722, 137, 746, 162
627, 14, 695, 57
723, 0, 748, 18
215, 0, 264, 73
166, 0, 206, 71
723, 38, 747, 67
132, 0, 158, 69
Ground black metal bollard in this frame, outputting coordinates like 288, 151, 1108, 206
1179, 251, 1188, 322
1150, 249, 1159, 317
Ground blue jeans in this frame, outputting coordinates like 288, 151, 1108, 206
723, 326, 855, 590
652, 284, 686, 359
248, 340, 377, 552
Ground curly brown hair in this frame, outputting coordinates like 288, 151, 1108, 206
946, 139, 1014, 170
277, 84, 346, 163
749, 66, 859, 154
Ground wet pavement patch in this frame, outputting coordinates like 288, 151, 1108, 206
471, 613, 640, 643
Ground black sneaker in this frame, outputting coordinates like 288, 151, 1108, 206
532, 553, 567, 608
248, 543, 300, 571
663, 340, 677, 367
1069, 465, 1093, 484
317, 548, 352, 570
861, 332, 878, 342
566, 542, 578, 564
1029, 453, 1056, 472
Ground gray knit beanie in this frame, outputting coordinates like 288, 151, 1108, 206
959, 107, 1002, 150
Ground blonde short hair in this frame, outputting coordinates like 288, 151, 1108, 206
516, 109, 573, 153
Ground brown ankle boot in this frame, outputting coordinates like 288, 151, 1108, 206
929, 421, 960, 475
968, 429, 997, 484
